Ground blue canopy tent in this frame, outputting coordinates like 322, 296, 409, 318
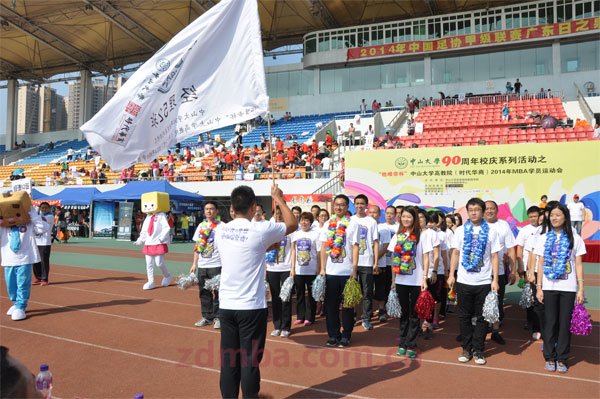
93, 181, 203, 202
31, 188, 50, 201
41, 187, 101, 209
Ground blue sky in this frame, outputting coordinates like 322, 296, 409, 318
0, 51, 302, 135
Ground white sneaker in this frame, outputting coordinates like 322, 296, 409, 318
6, 305, 16, 316
271, 329, 281, 337
213, 319, 221, 329
11, 309, 26, 321
161, 275, 172, 287
143, 281, 156, 290
280, 330, 290, 338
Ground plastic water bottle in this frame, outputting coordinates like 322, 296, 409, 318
35, 364, 53, 399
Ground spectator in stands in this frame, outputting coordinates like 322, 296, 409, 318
150, 159, 160, 179
537, 88, 546, 99
347, 123, 356, 142
98, 170, 107, 184
360, 99, 367, 115
593, 123, 600, 139
13, 141, 19, 150
20, 139, 26, 148
547, 88, 552, 98
321, 154, 332, 179
408, 100, 416, 117
48, 141, 54, 150
505, 81, 513, 93
167, 150, 174, 164
284, 111, 292, 121
275, 137, 285, 153
502, 103, 510, 121
85, 146, 92, 161
269, 114, 276, 125
287, 146, 297, 168
66, 147, 74, 161
367, 125, 374, 135
120, 169, 128, 183
407, 119, 416, 136
514, 78, 522, 95
372, 99, 379, 113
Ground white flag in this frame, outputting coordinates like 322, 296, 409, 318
80, 0, 268, 170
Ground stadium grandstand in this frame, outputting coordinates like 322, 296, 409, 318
0, 0, 598, 196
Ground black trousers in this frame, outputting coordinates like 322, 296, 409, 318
32, 245, 51, 281
219, 308, 268, 399
496, 274, 507, 322
373, 267, 389, 302
324, 275, 354, 340
197, 267, 221, 320
357, 266, 373, 320
294, 274, 316, 322
266, 271, 292, 330
542, 290, 576, 363
527, 278, 544, 334
396, 284, 421, 349
456, 282, 490, 353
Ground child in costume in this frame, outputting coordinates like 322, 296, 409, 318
0, 191, 48, 321
135, 192, 172, 290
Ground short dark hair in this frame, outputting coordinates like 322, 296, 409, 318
230, 186, 256, 214
466, 198, 486, 212
300, 212, 314, 224
540, 195, 548, 201
527, 205, 541, 215
1, 346, 27, 398
310, 205, 320, 211
417, 208, 431, 223
204, 201, 218, 210
39, 201, 50, 208
334, 194, 349, 206
292, 206, 302, 214
354, 194, 368, 205
484, 200, 498, 210
385, 205, 397, 213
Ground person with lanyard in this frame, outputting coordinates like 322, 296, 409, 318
351, 194, 379, 331
369, 205, 391, 323
32, 202, 54, 286
484, 200, 517, 345
319, 194, 359, 348
417, 209, 439, 340
290, 212, 321, 327
516, 205, 543, 337
190, 201, 222, 329
389, 206, 431, 358
534, 202, 586, 373
448, 198, 501, 365
428, 211, 449, 331
215, 184, 296, 398
266, 206, 293, 338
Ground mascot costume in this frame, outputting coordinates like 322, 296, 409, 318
135, 192, 172, 290
0, 191, 47, 320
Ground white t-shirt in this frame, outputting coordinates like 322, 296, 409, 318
436, 229, 449, 275
1, 210, 45, 267
292, 229, 321, 275
376, 224, 392, 268
266, 233, 292, 272
321, 157, 331, 171
524, 226, 543, 273
215, 218, 286, 310
34, 213, 54, 246
192, 221, 222, 269
516, 224, 538, 271
488, 219, 516, 276
421, 228, 440, 278
451, 224, 502, 286
388, 232, 432, 286
381, 222, 399, 266
534, 232, 586, 292
351, 215, 379, 267
567, 202, 585, 222
319, 218, 359, 276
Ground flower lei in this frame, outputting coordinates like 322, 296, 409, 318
194, 218, 220, 254
392, 229, 417, 274
325, 216, 350, 258
543, 230, 570, 279
461, 220, 489, 272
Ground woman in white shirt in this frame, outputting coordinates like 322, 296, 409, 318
534, 202, 586, 374
266, 207, 293, 338
291, 212, 321, 326
388, 206, 431, 358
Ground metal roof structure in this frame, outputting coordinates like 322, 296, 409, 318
0, 0, 523, 81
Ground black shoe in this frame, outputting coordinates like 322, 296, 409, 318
491, 331, 506, 345
456, 334, 462, 342
338, 338, 350, 348
325, 338, 338, 347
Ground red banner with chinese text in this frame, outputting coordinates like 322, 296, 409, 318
347, 17, 599, 60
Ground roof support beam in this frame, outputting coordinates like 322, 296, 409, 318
309, 0, 340, 29
0, 4, 112, 74
424, 0, 439, 16
84, 0, 163, 52
193, 0, 217, 13
0, 58, 41, 81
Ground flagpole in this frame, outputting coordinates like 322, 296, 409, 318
267, 112, 275, 184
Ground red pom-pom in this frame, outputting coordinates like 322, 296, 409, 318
415, 290, 435, 320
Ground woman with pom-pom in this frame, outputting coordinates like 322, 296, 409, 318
388, 206, 431, 359
534, 202, 586, 373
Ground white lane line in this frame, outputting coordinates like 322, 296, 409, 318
0, 325, 373, 399
4, 297, 599, 385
